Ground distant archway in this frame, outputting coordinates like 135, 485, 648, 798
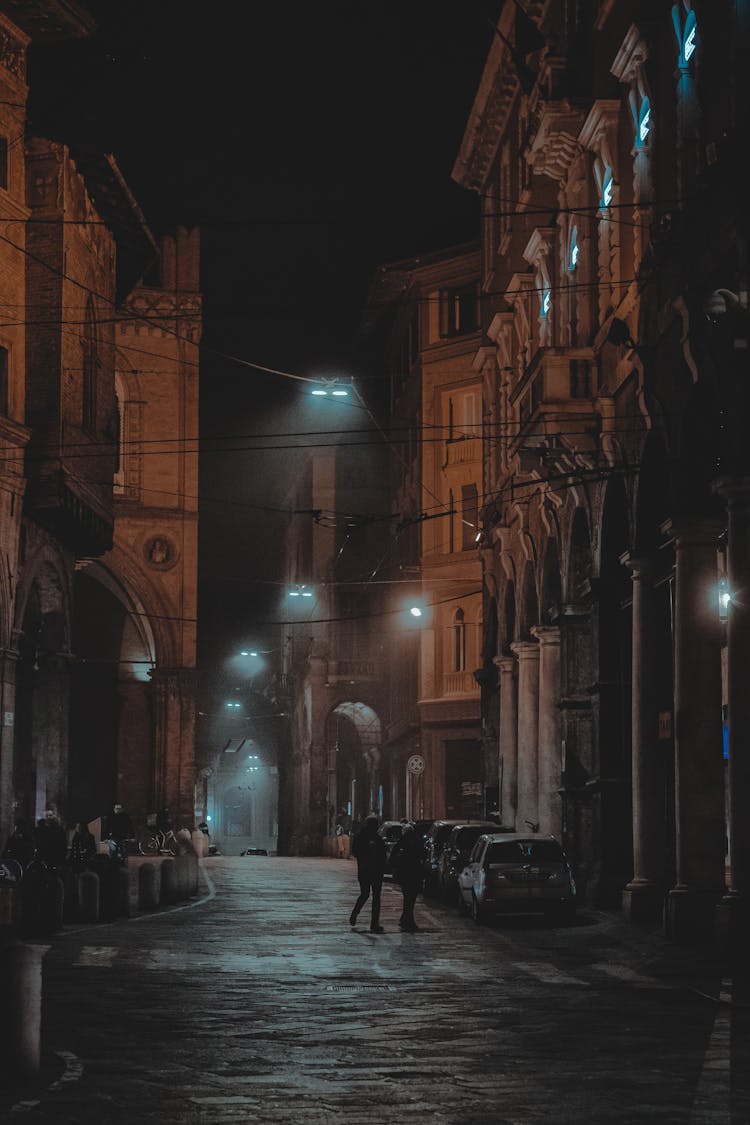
326, 701, 382, 829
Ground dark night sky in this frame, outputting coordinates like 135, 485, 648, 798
26, 1, 493, 679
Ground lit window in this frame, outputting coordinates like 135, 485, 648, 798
541, 289, 551, 317
569, 227, 579, 271
639, 101, 651, 144
601, 171, 613, 208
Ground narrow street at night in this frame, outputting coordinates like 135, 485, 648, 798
3, 857, 749, 1125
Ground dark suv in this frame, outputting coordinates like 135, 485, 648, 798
437, 822, 502, 903
423, 819, 498, 896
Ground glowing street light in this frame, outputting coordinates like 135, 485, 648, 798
288, 585, 313, 598
309, 378, 351, 398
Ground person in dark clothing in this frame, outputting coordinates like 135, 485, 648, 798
2, 819, 35, 868
390, 823, 425, 932
34, 811, 67, 870
68, 820, 96, 868
105, 805, 134, 855
349, 813, 387, 933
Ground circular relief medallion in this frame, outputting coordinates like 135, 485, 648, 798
407, 754, 425, 775
144, 535, 178, 570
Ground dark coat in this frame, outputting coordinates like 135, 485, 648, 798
352, 823, 386, 880
390, 829, 426, 887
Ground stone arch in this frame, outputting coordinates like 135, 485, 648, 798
635, 432, 670, 554
567, 506, 593, 603
540, 537, 562, 624
326, 700, 382, 827
12, 547, 72, 825
597, 473, 633, 906
501, 579, 516, 654
519, 560, 539, 640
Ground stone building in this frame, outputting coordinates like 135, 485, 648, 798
450, 0, 748, 944
278, 403, 387, 853
363, 246, 487, 823
0, 2, 200, 844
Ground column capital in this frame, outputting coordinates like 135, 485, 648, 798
493, 654, 517, 674
619, 551, 653, 576
713, 475, 750, 509
510, 639, 540, 661
530, 625, 560, 646
660, 518, 724, 547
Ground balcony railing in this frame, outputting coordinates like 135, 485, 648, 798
445, 436, 481, 466
326, 660, 379, 682
443, 671, 480, 696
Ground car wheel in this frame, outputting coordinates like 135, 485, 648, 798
471, 893, 485, 924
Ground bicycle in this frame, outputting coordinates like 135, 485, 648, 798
138, 829, 178, 856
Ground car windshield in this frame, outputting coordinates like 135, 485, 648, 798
380, 824, 403, 841
486, 840, 565, 864
455, 826, 488, 851
434, 824, 457, 846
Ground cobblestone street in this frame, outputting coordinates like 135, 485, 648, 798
3, 857, 749, 1124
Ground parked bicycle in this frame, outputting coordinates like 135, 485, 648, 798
139, 828, 178, 856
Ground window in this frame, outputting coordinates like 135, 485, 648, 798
449, 489, 455, 553
0, 138, 8, 191
439, 284, 478, 337
453, 609, 466, 672
568, 226, 579, 271
82, 296, 99, 432
461, 484, 478, 551
448, 391, 481, 440
0, 346, 8, 414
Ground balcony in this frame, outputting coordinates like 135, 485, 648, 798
445, 436, 481, 467
510, 348, 599, 456
443, 671, 480, 696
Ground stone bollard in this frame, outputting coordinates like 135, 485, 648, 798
138, 862, 159, 911
77, 869, 100, 923
173, 856, 188, 899
160, 857, 178, 904
191, 830, 207, 858
0, 941, 49, 1077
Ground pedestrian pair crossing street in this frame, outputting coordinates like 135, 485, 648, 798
4, 856, 749, 1124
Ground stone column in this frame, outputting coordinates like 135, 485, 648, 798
0, 651, 18, 844
532, 626, 562, 838
714, 479, 750, 953
149, 667, 197, 829
621, 555, 663, 925
664, 520, 725, 943
510, 641, 540, 832
494, 655, 517, 828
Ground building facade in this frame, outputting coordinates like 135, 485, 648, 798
0, 2, 201, 844
450, 0, 748, 944
364, 247, 487, 824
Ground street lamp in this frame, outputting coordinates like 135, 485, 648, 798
288, 585, 314, 598
310, 378, 351, 398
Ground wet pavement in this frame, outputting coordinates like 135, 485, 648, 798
2, 856, 749, 1124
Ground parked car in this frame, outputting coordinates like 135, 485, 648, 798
437, 821, 502, 904
457, 833, 577, 923
422, 818, 495, 896
377, 820, 412, 878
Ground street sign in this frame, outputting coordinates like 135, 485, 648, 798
0, 859, 22, 884
407, 754, 425, 774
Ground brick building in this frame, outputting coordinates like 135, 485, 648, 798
0, 2, 201, 845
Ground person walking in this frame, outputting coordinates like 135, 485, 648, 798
390, 822, 425, 932
349, 812, 386, 933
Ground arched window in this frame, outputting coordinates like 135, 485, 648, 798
453, 609, 466, 672
568, 225, 579, 272
82, 296, 99, 433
